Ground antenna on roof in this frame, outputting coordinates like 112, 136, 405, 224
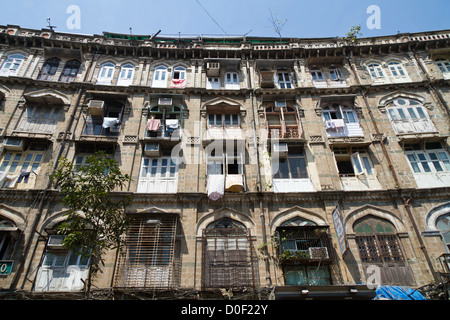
130, 27, 133, 35
46, 18, 57, 31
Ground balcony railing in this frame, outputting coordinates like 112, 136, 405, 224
82, 117, 120, 137
324, 120, 363, 138
268, 127, 302, 139
391, 119, 437, 135
16, 117, 58, 134
145, 126, 181, 140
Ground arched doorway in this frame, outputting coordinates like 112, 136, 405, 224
354, 215, 414, 286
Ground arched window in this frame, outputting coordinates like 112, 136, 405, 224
435, 58, 450, 73
310, 67, 324, 81
0, 54, 25, 76
38, 57, 60, 81
436, 214, 450, 252
388, 61, 407, 78
354, 215, 413, 286
152, 65, 167, 88
329, 66, 344, 81
276, 217, 332, 286
172, 66, 186, 80
202, 218, 254, 289
386, 98, 436, 135
117, 63, 135, 86
146, 104, 183, 138
59, 59, 81, 83
367, 63, 384, 78
97, 62, 115, 84
386, 98, 428, 121
225, 72, 239, 89
277, 70, 292, 89
171, 66, 186, 88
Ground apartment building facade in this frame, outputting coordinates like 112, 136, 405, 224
0, 25, 449, 299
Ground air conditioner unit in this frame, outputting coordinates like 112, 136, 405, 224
88, 100, 105, 116
158, 98, 173, 106
206, 62, 220, 77
308, 247, 329, 260
47, 235, 66, 250
275, 100, 287, 108
4, 138, 24, 151
273, 143, 288, 158
144, 142, 161, 157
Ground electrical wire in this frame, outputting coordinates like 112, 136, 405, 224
195, 0, 228, 35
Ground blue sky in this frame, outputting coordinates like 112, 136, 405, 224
1, 0, 449, 39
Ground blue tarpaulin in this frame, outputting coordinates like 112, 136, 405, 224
374, 285, 427, 300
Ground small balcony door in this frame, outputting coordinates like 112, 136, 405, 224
137, 157, 178, 193
34, 249, 90, 292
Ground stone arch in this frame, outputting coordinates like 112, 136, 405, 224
117, 59, 137, 68
150, 61, 170, 70
377, 90, 431, 111
270, 206, 329, 234
0, 204, 26, 230
40, 210, 86, 233
200, 96, 247, 118
172, 61, 190, 70
2, 49, 29, 58
136, 206, 181, 216
361, 58, 383, 67
23, 88, 72, 106
196, 207, 255, 237
384, 57, 407, 65
96, 57, 121, 67
425, 202, 450, 232
344, 204, 407, 236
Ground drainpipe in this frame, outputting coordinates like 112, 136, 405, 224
248, 58, 272, 287
347, 50, 438, 283
402, 197, 438, 282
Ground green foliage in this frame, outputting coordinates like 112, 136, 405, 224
345, 25, 362, 43
280, 250, 310, 262
49, 151, 131, 293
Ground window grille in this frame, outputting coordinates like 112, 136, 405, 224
114, 215, 178, 290
202, 218, 256, 289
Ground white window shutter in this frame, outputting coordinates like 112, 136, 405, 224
351, 152, 364, 175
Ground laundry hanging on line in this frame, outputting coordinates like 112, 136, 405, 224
147, 118, 161, 131
102, 117, 120, 129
